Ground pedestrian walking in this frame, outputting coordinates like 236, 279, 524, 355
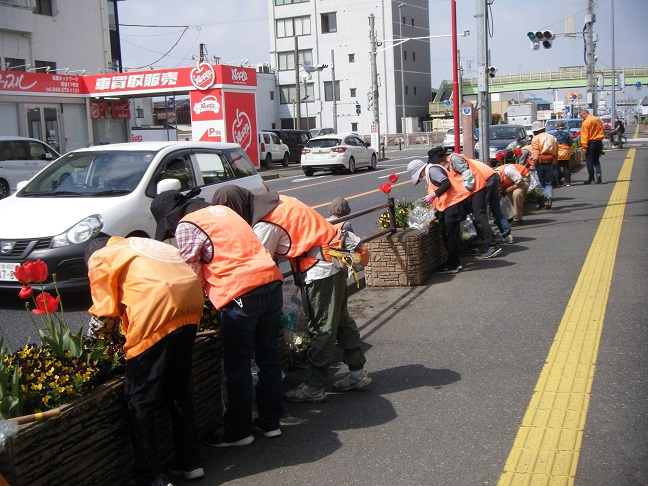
175, 205, 285, 448
530, 121, 558, 209
579, 108, 605, 184
211, 186, 371, 404
554, 121, 573, 186
86, 236, 206, 486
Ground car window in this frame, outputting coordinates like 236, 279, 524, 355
299, 133, 311, 144
490, 127, 517, 140
27, 141, 57, 160
225, 148, 256, 178
270, 133, 280, 144
2, 141, 29, 160
157, 155, 196, 190
263, 133, 271, 144
307, 138, 340, 148
344, 136, 358, 146
193, 152, 233, 184
545, 121, 557, 131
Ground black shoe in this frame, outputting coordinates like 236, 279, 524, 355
166, 459, 205, 480
536, 204, 545, 209
512, 220, 523, 226
584, 180, 592, 185
253, 418, 282, 438
435, 264, 459, 274
595, 175, 602, 184
203, 427, 254, 447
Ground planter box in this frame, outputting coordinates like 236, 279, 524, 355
365, 221, 447, 286
0, 334, 223, 486
569, 149, 583, 170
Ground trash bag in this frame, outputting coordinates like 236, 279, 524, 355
500, 196, 515, 220
460, 214, 477, 242
407, 199, 436, 229
528, 170, 543, 198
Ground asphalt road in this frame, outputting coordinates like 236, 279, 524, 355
1, 127, 646, 485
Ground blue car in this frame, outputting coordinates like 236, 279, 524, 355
545, 118, 583, 140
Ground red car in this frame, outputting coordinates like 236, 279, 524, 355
600, 115, 612, 132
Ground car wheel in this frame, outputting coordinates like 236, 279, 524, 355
264, 154, 273, 169
303, 168, 314, 177
368, 154, 377, 170
347, 158, 356, 173
0, 179, 9, 199
281, 152, 290, 167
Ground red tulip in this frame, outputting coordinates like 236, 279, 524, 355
23, 260, 49, 284
495, 152, 506, 161
13, 265, 31, 285
512, 148, 523, 157
388, 173, 399, 184
379, 182, 392, 194
32, 292, 60, 315
19, 285, 33, 300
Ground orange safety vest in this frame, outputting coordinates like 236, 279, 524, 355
557, 144, 571, 161
181, 206, 282, 311
471, 159, 496, 182
260, 195, 337, 274
495, 164, 529, 189
426, 165, 471, 212
88, 236, 205, 360
447, 154, 487, 193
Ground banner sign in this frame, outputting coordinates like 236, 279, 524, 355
0, 71, 84, 96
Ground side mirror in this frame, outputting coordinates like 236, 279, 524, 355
43, 153, 54, 160
157, 178, 181, 194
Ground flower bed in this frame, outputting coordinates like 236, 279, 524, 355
0, 334, 222, 486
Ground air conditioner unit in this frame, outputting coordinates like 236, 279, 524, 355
257, 63, 272, 74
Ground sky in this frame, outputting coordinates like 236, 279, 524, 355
117, 0, 648, 105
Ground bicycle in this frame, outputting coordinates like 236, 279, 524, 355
609, 131, 627, 149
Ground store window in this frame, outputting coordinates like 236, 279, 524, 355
321, 13, 337, 33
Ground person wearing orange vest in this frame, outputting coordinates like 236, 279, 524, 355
175, 205, 285, 449
431, 147, 502, 259
211, 186, 371, 404
495, 163, 529, 226
579, 108, 605, 184
530, 121, 559, 209
408, 149, 472, 272
472, 159, 513, 244
554, 120, 573, 187
86, 236, 205, 486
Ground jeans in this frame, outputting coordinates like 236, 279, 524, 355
535, 163, 554, 204
220, 281, 284, 439
485, 174, 511, 238
586, 140, 603, 181
124, 325, 201, 484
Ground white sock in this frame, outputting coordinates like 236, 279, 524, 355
350, 369, 365, 379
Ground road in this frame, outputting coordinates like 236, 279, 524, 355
1, 127, 647, 485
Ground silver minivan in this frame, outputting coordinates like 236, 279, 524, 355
0, 136, 60, 199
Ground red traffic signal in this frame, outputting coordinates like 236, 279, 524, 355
487, 66, 498, 78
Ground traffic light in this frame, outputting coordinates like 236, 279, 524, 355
487, 66, 498, 78
527, 30, 554, 49
355, 102, 361, 115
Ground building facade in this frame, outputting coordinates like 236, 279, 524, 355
268, 0, 432, 135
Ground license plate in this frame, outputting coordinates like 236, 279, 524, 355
0, 263, 19, 282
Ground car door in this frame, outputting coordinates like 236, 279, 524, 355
0, 140, 34, 191
270, 132, 283, 160
348, 135, 367, 166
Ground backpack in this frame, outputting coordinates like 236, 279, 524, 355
320, 226, 370, 287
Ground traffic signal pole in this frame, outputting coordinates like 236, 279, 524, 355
476, 0, 490, 165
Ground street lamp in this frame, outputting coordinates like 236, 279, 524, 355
398, 4, 407, 149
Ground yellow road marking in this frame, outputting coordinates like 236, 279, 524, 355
498, 149, 636, 485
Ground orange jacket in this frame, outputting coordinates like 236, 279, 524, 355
181, 206, 282, 310
580, 114, 605, 149
426, 165, 471, 212
88, 236, 204, 360
495, 164, 529, 189
531, 132, 559, 163
259, 195, 337, 273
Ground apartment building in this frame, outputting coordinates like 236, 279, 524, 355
268, 0, 432, 135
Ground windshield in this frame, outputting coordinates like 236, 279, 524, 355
19, 150, 155, 197
489, 126, 518, 140
545, 121, 558, 130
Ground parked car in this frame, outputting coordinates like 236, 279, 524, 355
0, 136, 60, 199
599, 115, 612, 132
475, 124, 529, 162
442, 128, 463, 152
301, 133, 377, 176
258, 131, 290, 168
0, 141, 268, 292
545, 118, 583, 139
524, 124, 534, 139
269, 129, 311, 163
309, 127, 335, 138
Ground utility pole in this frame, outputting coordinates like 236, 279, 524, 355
331, 49, 338, 133
476, 0, 490, 164
585, 0, 597, 114
294, 36, 301, 129
369, 14, 381, 152
611, 0, 616, 120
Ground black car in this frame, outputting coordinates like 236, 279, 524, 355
475, 124, 529, 162
269, 129, 311, 163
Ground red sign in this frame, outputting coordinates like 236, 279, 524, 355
112, 102, 130, 119
90, 101, 107, 119
190, 89, 222, 122
224, 91, 258, 164
190, 62, 216, 90
0, 70, 85, 96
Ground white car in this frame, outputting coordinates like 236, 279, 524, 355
442, 128, 463, 152
0, 136, 60, 199
258, 131, 290, 168
0, 141, 268, 292
300, 133, 377, 176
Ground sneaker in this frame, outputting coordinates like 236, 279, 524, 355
253, 418, 282, 438
503, 234, 514, 244
148, 474, 173, 486
512, 220, 523, 227
482, 246, 502, 259
584, 180, 592, 185
284, 383, 327, 403
596, 175, 602, 184
566, 183, 571, 187
166, 460, 204, 480
435, 264, 459, 274
545, 198, 552, 210
203, 426, 254, 448
333, 370, 372, 391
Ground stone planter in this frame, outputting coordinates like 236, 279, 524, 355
569, 149, 583, 170
0, 334, 223, 486
365, 221, 447, 286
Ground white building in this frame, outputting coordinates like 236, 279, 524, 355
268, 0, 432, 135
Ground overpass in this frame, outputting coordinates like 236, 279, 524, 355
431, 66, 648, 115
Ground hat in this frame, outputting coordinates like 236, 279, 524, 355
328, 197, 351, 217
556, 120, 565, 129
531, 121, 544, 133
427, 146, 446, 163
407, 159, 427, 185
